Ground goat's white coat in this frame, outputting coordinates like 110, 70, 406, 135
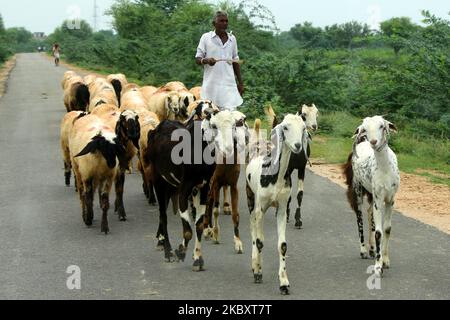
246, 114, 307, 293
352, 116, 399, 277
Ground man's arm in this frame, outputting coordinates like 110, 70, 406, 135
233, 62, 244, 96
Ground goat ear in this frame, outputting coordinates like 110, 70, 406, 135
352, 127, 360, 139
301, 113, 307, 122
303, 129, 309, 161
387, 121, 398, 133
204, 107, 214, 120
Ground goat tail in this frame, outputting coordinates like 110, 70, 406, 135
265, 104, 278, 129
75, 83, 90, 112
111, 79, 122, 106
253, 118, 261, 136
75, 133, 127, 170
343, 152, 358, 213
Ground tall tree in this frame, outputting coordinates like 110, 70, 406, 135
380, 17, 419, 54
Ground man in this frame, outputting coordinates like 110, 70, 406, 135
52, 43, 60, 67
195, 11, 244, 111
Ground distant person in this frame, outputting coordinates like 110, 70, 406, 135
195, 11, 244, 111
52, 43, 60, 66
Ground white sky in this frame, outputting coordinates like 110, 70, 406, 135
0, 0, 448, 34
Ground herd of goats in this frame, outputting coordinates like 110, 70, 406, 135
60, 71, 400, 295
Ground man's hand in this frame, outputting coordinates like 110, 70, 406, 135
206, 58, 216, 66
238, 83, 245, 96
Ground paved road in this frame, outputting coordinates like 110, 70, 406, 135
0, 53, 448, 300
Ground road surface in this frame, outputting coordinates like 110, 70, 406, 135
0, 53, 448, 300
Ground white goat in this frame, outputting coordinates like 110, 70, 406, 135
246, 114, 308, 295
344, 115, 399, 277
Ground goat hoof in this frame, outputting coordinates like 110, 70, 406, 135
164, 252, 175, 263
119, 215, 127, 222
223, 209, 232, 216
295, 220, 303, 229
192, 257, 205, 272
175, 248, 186, 262
369, 250, 376, 259
280, 285, 290, 295
360, 252, 369, 259
101, 226, 109, 235
156, 240, 164, 251
254, 274, 263, 284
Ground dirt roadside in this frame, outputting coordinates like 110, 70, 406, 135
309, 161, 450, 235
0, 55, 17, 99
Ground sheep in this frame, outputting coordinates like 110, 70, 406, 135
190, 86, 202, 101
135, 108, 160, 205
107, 73, 128, 106
89, 78, 115, 101
203, 111, 249, 254
60, 111, 88, 188
157, 82, 196, 116
146, 91, 185, 121
343, 115, 399, 277
246, 113, 308, 295
91, 104, 141, 220
63, 75, 90, 112
146, 108, 235, 271
120, 87, 148, 112
88, 90, 119, 113
122, 83, 141, 95
61, 71, 78, 90
266, 104, 318, 228
69, 114, 128, 234
140, 86, 158, 103
83, 74, 98, 87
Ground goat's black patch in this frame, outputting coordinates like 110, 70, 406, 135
256, 239, 264, 252
281, 242, 287, 256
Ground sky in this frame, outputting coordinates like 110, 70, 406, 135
0, 0, 448, 35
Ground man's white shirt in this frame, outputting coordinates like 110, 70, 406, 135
195, 31, 243, 110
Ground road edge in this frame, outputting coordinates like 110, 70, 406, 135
0, 55, 18, 100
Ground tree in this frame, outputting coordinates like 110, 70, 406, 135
289, 22, 324, 47
0, 13, 5, 35
140, 0, 187, 15
380, 17, 419, 54
324, 21, 371, 48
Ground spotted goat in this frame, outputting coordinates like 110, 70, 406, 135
343, 115, 399, 277
246, 113, 308, 295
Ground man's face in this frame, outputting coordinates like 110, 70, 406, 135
214, 15, 229, 32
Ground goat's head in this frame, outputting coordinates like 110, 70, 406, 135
165, 92, 182, 116
353, 116, 397, 151
299, 104, 319, 131
232, 111, 249, 151
188, 100, 220, 120
116, 110, 141, 149
202, 110, 237, 156
272, 114, 308, 157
